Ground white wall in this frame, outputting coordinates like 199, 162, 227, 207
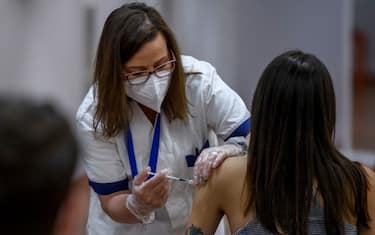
164, 0, 354, 149
0, 1, 35, 92
0, 0, 85, 123
165, 0, 238, 89
0, 0, 169, 121
0, 0, 354, 149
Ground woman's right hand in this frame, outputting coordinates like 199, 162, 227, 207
126, 167, 171, 222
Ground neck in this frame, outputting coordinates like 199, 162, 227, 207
138, 103, 157, 124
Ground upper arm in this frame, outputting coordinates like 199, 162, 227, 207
359, 167, 375, 235
186, 157, 244, 234
76, 96, 129, 198
77, 117, 129, 190
76, 106, 139, 223
186, 170, 226, 234
98, 189, 130, 214
202, 66, 250, 141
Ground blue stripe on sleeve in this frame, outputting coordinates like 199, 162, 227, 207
225, 118, 251, 140
88, 178, 129, 195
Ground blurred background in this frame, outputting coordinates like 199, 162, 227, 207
0, 0, 374, 234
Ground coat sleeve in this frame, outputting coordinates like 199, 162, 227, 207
76, 88, 129, 195
200, 63, 250, 142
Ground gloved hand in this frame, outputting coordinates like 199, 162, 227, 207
126, 167, 171, 224
193, 143, 244, 185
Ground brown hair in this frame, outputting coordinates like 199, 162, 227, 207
93, 2, 188, 138
246, 50, 370, 234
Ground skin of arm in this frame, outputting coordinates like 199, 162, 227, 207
246, 133, 251, 143
187, 155, 374, 235
186, 157, 249, 235
359, 166, 375, 235
186, 172, 224, 234
99, 190, 139, 224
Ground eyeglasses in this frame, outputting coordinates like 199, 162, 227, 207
123, 51, 176, 85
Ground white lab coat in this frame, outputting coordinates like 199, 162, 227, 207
76, 55, 250, 235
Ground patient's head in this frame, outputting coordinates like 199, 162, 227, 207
0, 97, 78, 235
247, 50, 351, 234
250, 50, 335, 157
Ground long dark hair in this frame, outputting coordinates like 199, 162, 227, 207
245, 50, 370, 234
93, 2, 187, 138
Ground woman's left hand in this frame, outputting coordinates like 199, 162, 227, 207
193, 144, 243, 185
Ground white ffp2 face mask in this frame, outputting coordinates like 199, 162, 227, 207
125, 75, 171, 113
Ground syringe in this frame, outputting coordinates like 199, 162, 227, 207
147, 172, 194, 185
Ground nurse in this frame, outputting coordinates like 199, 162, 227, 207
76, 2, 250, 235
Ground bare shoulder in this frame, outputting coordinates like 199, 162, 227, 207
362, 165, 375, 179
211, 156, 247, 193
362, 165, 375, 194
194, 156, 248, 204
360, 165, 375, 191
188, 157, 248, 235
214, 156, 247, 177
359, 165, 375, 235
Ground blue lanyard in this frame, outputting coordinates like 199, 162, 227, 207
125, 114, 161, 178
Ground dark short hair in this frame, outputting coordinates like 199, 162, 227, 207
0, 97, 78, 235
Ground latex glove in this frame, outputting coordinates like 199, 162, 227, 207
193, 144, 243, 185
126, 167, 171, 223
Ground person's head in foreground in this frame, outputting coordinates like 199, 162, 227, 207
186, 50, 375, 235
0, 97, 78, 235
